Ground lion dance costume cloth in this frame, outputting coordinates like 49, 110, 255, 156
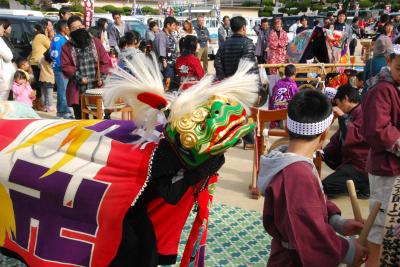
0, 54, 259, 267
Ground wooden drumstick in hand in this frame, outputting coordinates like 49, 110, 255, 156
346, 180, 363, 222
359, 201, 381, 245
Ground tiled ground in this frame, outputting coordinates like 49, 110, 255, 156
0, 204, 270, 267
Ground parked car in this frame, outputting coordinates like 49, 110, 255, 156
92, 14, 147, 39
0, 9, 44, 17
0, 15, 44, 58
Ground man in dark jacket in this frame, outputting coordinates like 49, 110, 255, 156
214, 16, 259, 147
214, 16, 258, 80
322, 85, 370, 198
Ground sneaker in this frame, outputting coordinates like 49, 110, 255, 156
45, 106, 56, 112
62, 114, 74, 119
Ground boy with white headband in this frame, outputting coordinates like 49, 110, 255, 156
361, 44, 400, 266
258, 90, 368, 266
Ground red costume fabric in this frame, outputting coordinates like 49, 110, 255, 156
263, 162, 349, 267
323, 104, 369, 176
361, 80, 400, 176
175, 54, 204, 90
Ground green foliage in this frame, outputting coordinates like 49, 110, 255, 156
392, 3, 400, 11
259, 6, 273, 17
70, 4, 84, 13
262, 0, 273, 6
141, 6, 159, 15
15, 0, 34, 6
0, 0, 9, 8
102, 5, 124, 14
278, 7, 287, 13
94, 7, 106, 13
287, 8, 300, 15
241, 1, 259, 7
123, 6, 131, 15
326, 0, 338, 3
311, 3, 324, 11
359, 0, 373, 8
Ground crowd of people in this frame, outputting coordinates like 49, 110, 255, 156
0, 6, 399, 267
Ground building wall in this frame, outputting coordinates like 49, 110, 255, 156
220, 8, 259, 18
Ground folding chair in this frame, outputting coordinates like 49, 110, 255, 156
249, 107, 324, 199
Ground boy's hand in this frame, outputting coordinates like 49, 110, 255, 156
343, 219, 364, 236
332, 106, 345, 117
352, 239, 368, 266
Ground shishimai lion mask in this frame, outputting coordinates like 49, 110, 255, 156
103, 53, 259, 167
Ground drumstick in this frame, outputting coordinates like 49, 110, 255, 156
346, 180, 363, 222
359, 201, 381, 245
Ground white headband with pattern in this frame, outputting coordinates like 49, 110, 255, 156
325, 87, 337, 100
287, 113, 334, 136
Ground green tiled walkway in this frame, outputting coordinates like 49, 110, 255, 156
0, 204, 271, 267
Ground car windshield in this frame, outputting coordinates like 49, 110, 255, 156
125, 21, 146, 39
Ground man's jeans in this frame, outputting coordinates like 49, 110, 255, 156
54, 70, 71, 117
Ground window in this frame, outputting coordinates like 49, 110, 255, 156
10, 23, 28, 46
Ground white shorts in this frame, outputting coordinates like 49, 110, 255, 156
367, 174, 398, 244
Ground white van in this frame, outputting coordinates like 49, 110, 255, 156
92, 14, 147, 39
0, 9, 44, 17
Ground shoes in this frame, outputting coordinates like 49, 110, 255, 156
243, 143, 255, 150
45, 106, 56, 112
56, 113, 74, 119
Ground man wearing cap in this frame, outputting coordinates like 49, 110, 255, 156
361, 44, 400, 266
322, 85, 370, 199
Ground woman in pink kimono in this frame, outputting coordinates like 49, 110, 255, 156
267, 18, 289, 74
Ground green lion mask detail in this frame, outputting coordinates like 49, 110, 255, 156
166, 95, 255, 168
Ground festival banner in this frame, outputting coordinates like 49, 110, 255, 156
84, 0, 94, 28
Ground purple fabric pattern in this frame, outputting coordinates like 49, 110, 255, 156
269, 78, 299, 110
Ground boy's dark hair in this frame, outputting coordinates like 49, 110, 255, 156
288, 90, 332, 141
179, 35, 198, 54
125, 30, 141, 45
352, 17, 359, 24
284, 64, 296, 77
118, 36, 127, 49
313, 19, 320, 27
55, 19, 68, 33
41, 18, 51, 29
14, 70, 27, 80
356, 71, 364, 81
59, 6, 70, 19
334, 84, 361, 103
164, 16, 177, 29
112, 12, 121, 19
337, 10, 346, 17
380, 13, 390, 23
16, 57, 28, 68
149, 21, 158, 29
300, 15, 307, 22
327, 12, 333, 18
88, 26, 101, 39
139, 40, 148, 53
33, 23, 45, 38
261, 18, 268, 24
67, 15, 82, 28
96, 18, 108, 30
230, 16, 247, 33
